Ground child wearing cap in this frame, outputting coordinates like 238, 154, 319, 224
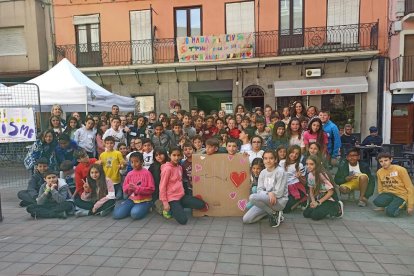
26, 170, 74, 219
18, 158, 49, 207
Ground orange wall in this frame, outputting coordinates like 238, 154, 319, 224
54, 0, 387, 53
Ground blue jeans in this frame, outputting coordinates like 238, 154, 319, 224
373, 193, 405, 217
112, 199, 152, 220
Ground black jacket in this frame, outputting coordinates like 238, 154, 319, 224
334, 160, 375, 198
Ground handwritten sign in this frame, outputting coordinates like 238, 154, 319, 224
177, 33, 255, 62
192, 153, 251, 217
300, 88, 341, 96
0, 108, 36, 143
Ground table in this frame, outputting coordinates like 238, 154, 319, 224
402, 151, 414, 175
356, 145, 382, 166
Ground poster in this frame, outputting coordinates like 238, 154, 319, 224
177, 33, 255, 62
0, 108, 36, 143
192, 153, 251, 217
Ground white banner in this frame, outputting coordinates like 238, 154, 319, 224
0, 108, 36, 143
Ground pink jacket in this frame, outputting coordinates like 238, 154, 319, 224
159, 162, 184, 205
81, 178, 115, 210
123, 169, 155, 201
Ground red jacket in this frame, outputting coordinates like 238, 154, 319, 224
74, 158, 97, 196
228, 128, 241, 139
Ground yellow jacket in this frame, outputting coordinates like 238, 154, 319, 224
377, 165, 414, 208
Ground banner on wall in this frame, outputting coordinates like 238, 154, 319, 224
176, 33, 255, 62
0, 108, 36, 143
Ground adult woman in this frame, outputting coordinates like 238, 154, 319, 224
51, 104, 66, 127
234, 104, 246, 116
290, 101, 307, 119
24, 130, 58, 171
246, 135, 265, 164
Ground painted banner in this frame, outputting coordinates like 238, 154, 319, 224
177, 33, 255, 62
0, 108, 36, 143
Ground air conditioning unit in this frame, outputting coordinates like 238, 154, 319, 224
305, 68, 322, 78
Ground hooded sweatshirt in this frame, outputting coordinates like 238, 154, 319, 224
36, 178, 69, 205
159, 162, 184, 205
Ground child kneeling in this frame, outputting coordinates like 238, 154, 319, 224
26, 170, 74, 219
113, 152, 155, 220
160, 147, 207, 225
243, 150, 288, 228
303, 155, 343, 220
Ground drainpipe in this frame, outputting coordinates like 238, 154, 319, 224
377, 56, 385, 136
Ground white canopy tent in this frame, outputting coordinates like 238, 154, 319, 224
13, 58, 136, 112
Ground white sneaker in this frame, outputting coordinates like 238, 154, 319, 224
336, 201, 344, 218
75, 209, 89, 217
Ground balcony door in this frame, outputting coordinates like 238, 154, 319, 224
327, 0, 360, 45
74, 14, 102, 67
403, 35, 414, 81
130, 10, 152, 64
279, 0, 304, 53
174, 7, 202, 38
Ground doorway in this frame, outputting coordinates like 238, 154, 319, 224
190, 91, 232, 115
243, 85, 265, 112
279, 0, 304, 54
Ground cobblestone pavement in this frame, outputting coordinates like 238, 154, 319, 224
1, 187, 414, 276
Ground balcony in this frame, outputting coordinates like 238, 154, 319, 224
392, 56, 414, 83
56, 22, 378, 68
406, 0, 414, 15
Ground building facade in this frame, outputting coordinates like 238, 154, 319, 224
53, 0, 388, 138
387, 0, 414, 144
0, 0, 54, 82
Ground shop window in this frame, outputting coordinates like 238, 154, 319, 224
276, 96, 304, 112
321, 94, 355, 128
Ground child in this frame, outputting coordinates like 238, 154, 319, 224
99, 136, 126, 199
159, 147, 207, 224
202, 116, 216, 141
227, 118, 241, 139
280, 145, 307, 213
60, 160, 75, 195
148, 147, 169, 203
96, 120, 108, 157
49, 115, 65, 138
255, 117, 270, 146
226, 138, 239, 155
287, 117, 305, 153
55, 134, 79, 167
205, 137, 219, 155
373, 152, 414, 217
276, 145, 287, 162
246, 135, 264, 164
246, 158, 265, 210
73, 149, 98, 199
239, 129, 253, 153
281, 107, 290, 125
75, 164, 116, 217
243, 150, 288, 227
192, 135, 205, 154
193, 116, 204, 136
63, 117, 80, 140
181, 142, 194, 195
303, 117, 328, 153
118, 142, 129, 178
18, 158, 49, 207
102, 116, 126, 149
267, 121, 289, 150
214, 118, 226, 136
218, 129, 228, 149
113, 152, 155, 220
182, 113, 196, 139
168, 121, 184, 148
150, 122, 170, 149
304, 155, 344, 220
73, 117, 97, 157
26, 170, 73, 219
142, 138, 154, 169
24, 130, 58, 172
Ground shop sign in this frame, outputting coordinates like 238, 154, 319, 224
176, 33, 255, 62
300, 88, 341, 96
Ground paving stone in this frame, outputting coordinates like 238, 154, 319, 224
124, 257, 151, 269
146, 259, 172, 270
355, 261, 386, 273
191, 261, 216, 273
333, 260, 361, 271
22, 263, 56, 275
263, 265, 288, 275
140, 269, 166, 276
176, 251, 198, 261
262, 255, 286, 266
215, 262, 239, 275
381, 263, 413, 275
165, 271, 189, 276
0, 262, 32, 275
169, 260, 194, 272
287, 267, 313, 276
81, 255, 109, 266
69, 265, 98, 275
45, 264, 76, 275
101, 256, 130, 268
239, 263, 263, 276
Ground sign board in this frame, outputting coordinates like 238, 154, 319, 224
0, 108, 36, 143
192, 153, 251, 217
176, 33, 255, 62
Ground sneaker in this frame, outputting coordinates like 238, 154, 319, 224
336, 201, 344, 218
56, 211, 67, 219
268, 211, 282, 228
358, 200, 367, 207
280, 212, 285, 223
99, 208, 112, 217
75, 209, 89, 217
154, 200, 164, 215
162, 210, 172, 219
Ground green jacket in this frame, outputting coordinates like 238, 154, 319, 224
334, 160, 375, 198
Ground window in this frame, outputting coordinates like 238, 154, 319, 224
174, 7, 201, 37
135, 95, 155, 115
0, 27, 27, 56
226, 1, 255, 34
280, 0, 303, 35
327, 0, 360, 44
73, 14, 101, 66
130, 10, 152, 64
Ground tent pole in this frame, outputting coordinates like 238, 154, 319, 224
85, 90, 88, 115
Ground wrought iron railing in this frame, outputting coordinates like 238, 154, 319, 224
392, 56, 414, 82
406, 0, 414, 15
56, 22, 378, 68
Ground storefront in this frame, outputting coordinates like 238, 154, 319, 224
274, 76, 368, 132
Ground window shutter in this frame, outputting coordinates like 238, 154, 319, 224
241, 1, 255, 33
226, 3, 240, 34
327, 0, 360, 44
130, 10, 152, 64
226, 1, 255, 34
0, 27, 27, 56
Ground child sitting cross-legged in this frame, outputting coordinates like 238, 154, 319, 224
74, 164, 116, 217
18, 157, 49, 207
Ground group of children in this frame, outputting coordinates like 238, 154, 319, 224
18, 102, 414, 227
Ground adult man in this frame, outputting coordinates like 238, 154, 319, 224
341, 124, 358, 146
319, 110, 341, 165
334, 148, 375, 207
111, 105, 120, 116
361, 126, 383, 146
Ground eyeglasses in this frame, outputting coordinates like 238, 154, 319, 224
252, 141, 262, 144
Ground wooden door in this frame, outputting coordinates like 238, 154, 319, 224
279, 0, 304, 53
403, 35, 414, 81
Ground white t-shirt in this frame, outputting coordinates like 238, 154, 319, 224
289, 135, 305, 148
348, 163, 361, 175
279, 160, 305, 186
246, 150, 264, 164
240, 143, 252, 153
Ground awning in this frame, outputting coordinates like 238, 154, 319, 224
274, 76, 368, 97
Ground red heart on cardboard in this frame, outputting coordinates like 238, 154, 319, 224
230, 171, 247, 188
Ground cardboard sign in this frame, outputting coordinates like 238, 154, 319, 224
192, 153, 251, 217
0, 108, 36, 143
